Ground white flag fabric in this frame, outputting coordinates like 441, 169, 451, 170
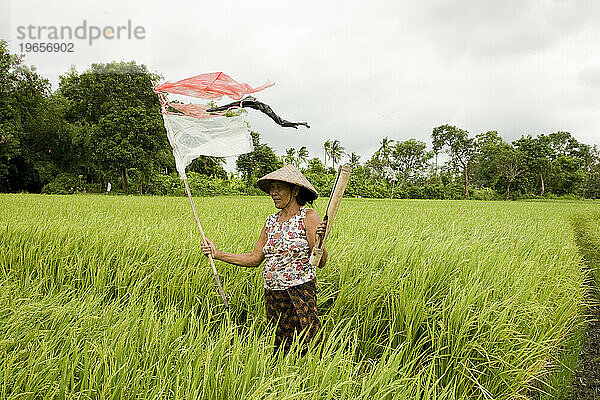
161, 114, 253, 179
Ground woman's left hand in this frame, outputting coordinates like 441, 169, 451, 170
316, 219, 327, 236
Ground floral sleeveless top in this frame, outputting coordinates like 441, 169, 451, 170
262, 207, 315, 290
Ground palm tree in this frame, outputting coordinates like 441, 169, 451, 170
329, 140, 345, 168
378, 137, 394, 164
284, 148, 297, 166
297, 146, 309, 168
349, 152, 360, 168
323, 140, 331, 167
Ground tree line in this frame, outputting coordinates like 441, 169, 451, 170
1, 41, 599, 200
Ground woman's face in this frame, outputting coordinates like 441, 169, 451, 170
269, 181, 298, 209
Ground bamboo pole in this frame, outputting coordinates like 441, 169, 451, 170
309, 164, 352, 267
183, 178, 229, 308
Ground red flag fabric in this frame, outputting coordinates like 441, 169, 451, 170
154, 72, 274, 101
167, 103, 226, 119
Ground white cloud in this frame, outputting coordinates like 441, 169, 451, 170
578, 65, 600, 88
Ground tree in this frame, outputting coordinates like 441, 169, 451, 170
188, 156, 227, 179
472, 130, 505, 190
0, 39, 72, 192
513, 135, 552, 196
236, 131, 282, 186
329, 139, 345, 168
584, 146, 600, 198
549, 156, 585, 196
297, 146, 309, 167
432, 125, 475, 198
472, 131, 528, 200
547, 131, 580, 158
349, 152, 361, 168
390, 139, 432, 188
0, 41, 23, 189
284, 148, 297, 166
512, 132, 591, 197
323, 140, 331, 166
364, 151, 383, 180
91, 106, 164, 193
23, 93, 78, 188
495, 145, 526, 200
59, 61, 167, 193
545, 132, 590, 196
378, 137, 394, 166
475, 130, 503, 149
363, 138, 396, 182
304, 157, 327, 175
431, 129, 449, 185
0, 131, 18, 185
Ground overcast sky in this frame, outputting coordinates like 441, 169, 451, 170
2, 0, 600, 169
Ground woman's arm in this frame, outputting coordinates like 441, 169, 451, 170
304, 208, 328, 268
201, 225, 267, 267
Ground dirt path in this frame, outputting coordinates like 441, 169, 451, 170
569, 290, 600, 399
569, 215, 600, 399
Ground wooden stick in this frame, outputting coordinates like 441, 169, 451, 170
309, 164, 352, 267
183, 178, 229, 308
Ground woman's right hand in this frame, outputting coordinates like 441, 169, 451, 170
201, 238, 218, 259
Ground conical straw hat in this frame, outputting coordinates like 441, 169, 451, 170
257, 164, 318, 200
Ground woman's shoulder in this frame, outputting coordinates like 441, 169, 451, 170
303, 207, 317, 216
302, 207, 321, 224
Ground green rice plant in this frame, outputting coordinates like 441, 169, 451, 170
0, 194, 598, 399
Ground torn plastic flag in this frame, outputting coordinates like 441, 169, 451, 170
162, 113, 253, 179
154, 72, 274, 101
167, 103, 217, 119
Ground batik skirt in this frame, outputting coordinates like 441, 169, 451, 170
264, 278, 321, 353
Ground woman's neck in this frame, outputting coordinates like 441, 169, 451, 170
278, 203, 301, 220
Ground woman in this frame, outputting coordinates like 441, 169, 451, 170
201, 164, 327, 353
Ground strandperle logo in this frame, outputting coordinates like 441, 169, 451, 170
16, 20, 146, 46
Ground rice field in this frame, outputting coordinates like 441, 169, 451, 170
1, 194, 599, 399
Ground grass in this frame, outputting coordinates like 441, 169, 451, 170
1, 194, 598, 399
